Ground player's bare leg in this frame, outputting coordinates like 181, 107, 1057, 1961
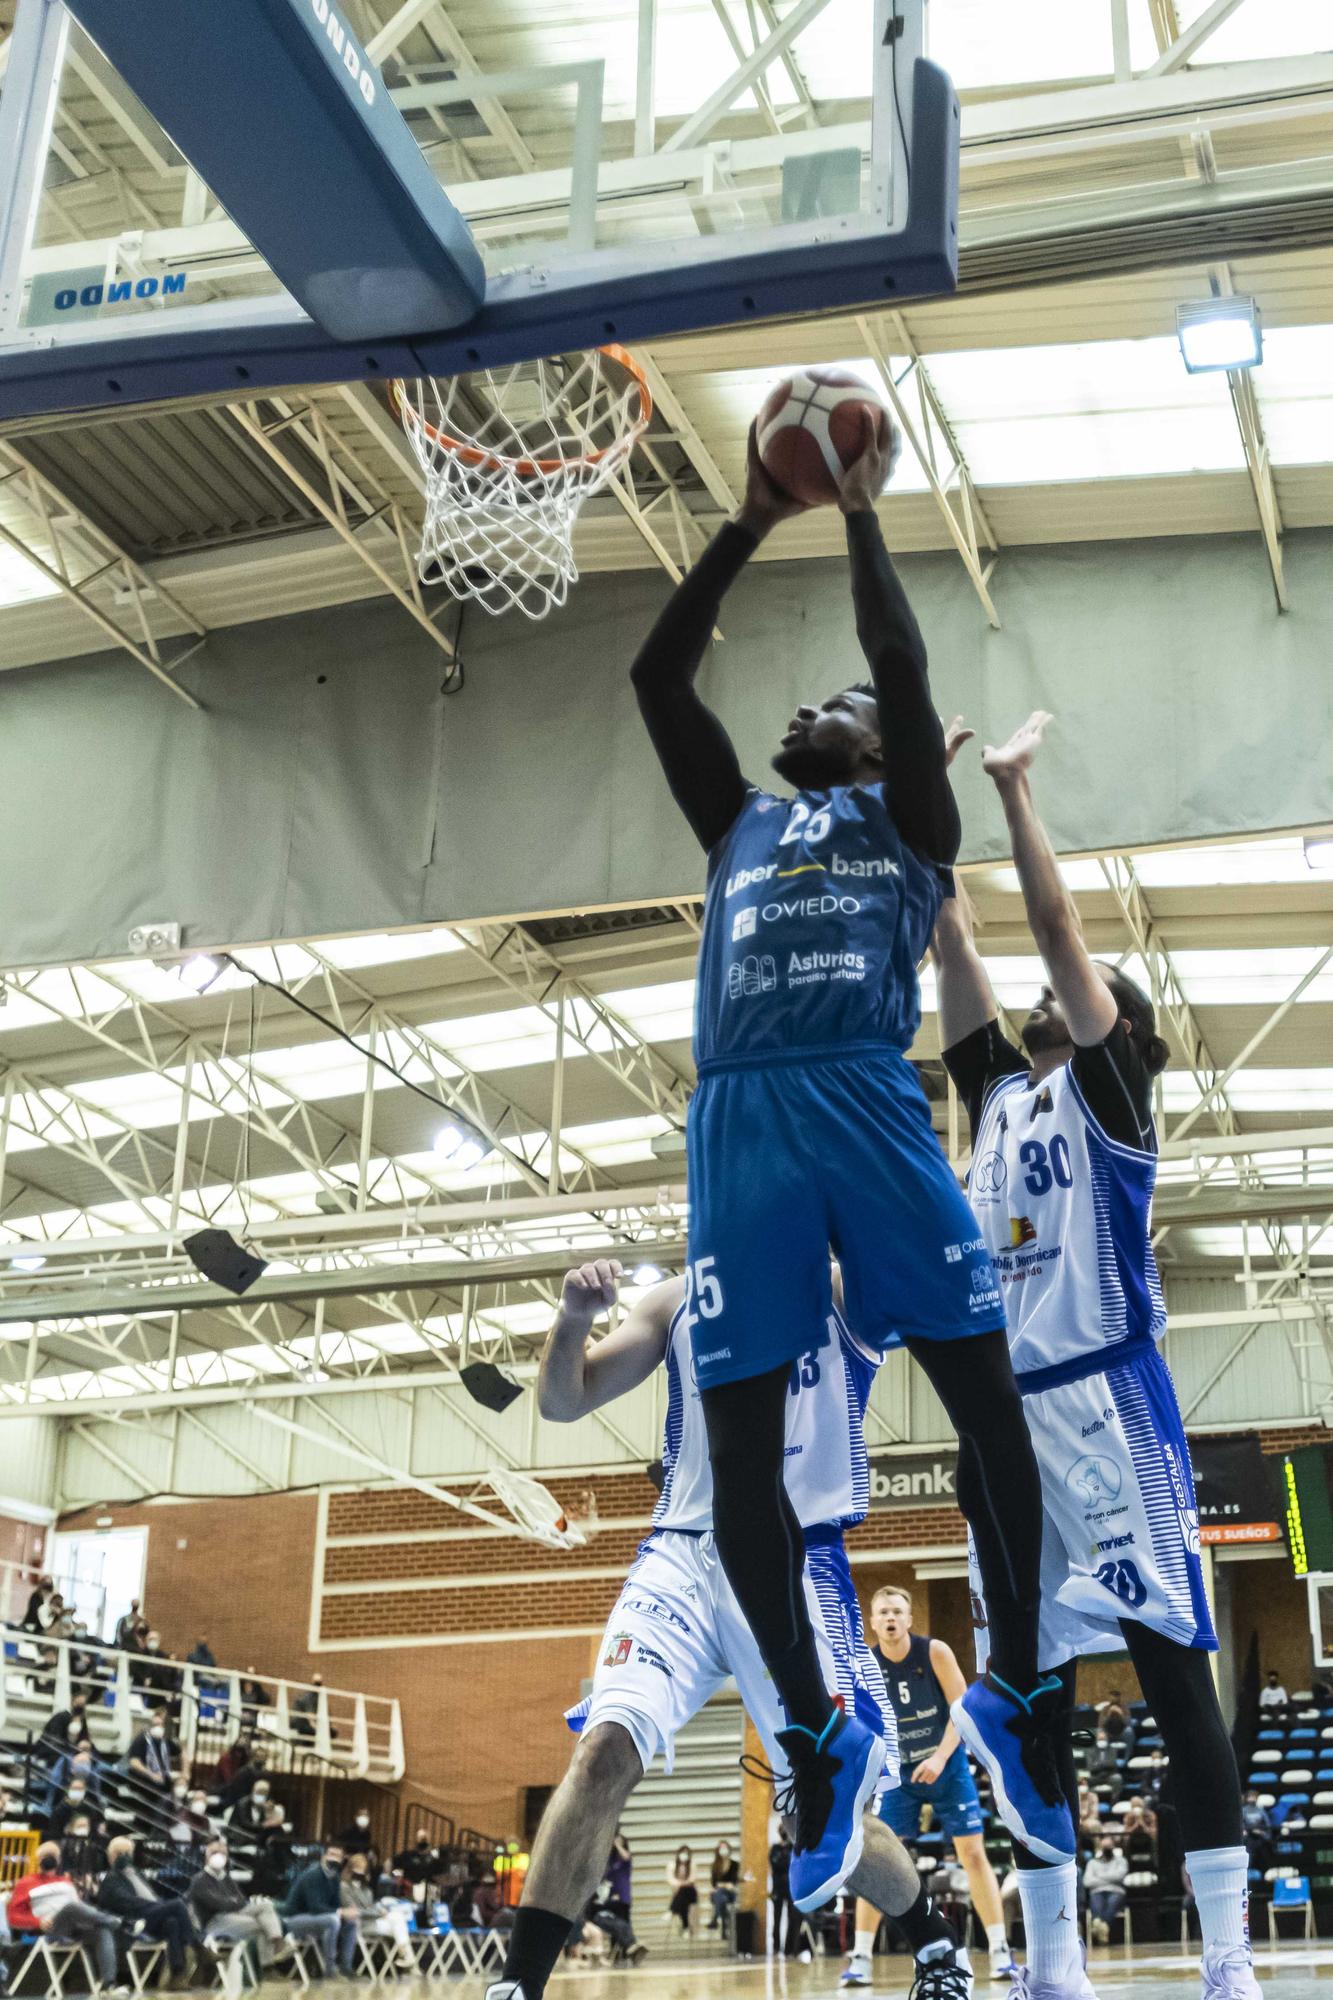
488, 1723, 645, 2000
835, 1817, 971, 1995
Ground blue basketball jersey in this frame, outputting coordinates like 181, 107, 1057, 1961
878, 1633, 950, 1764
695, 785, 948, 1066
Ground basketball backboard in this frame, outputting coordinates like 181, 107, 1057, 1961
0, 0, 958, 422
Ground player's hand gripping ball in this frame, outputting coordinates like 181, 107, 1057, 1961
755, 366, 901, 507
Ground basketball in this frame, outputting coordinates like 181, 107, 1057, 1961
755, 367, 900, 507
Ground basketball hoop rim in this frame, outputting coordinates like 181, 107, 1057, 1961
389, 344, 652, 477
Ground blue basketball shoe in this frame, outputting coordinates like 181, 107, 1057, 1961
777, 1709, 884, 1912
951, 1674, 1076, 1864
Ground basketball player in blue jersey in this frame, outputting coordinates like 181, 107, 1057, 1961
932, 711, 1256, 2000
846, 1586, 1013, 1986
630, 421, 1074, 1904
486, 1259, 975, 2000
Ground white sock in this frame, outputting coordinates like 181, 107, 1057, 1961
854, 1930, 876, 1959
1186, 1846, 1251, 1959
1017, 1862, 1080, 1985
986, 1923, 1007, 1954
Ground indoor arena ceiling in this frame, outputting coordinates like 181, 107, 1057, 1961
0, 835, 1328, 1416
1, 2, 1333, 668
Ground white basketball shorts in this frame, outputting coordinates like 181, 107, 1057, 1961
970, 1343, 1217, 1674
567, 1525, 898, 1789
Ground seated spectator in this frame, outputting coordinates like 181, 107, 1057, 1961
584, 1884, 647, 1964
336, 1809, 375, 1856
1242, 1790, 1273, 1843
1083, 1837, 1129, 1943
127, 1707, 176, 1791
113, 1600, 145, 1652
291, 1671, 325, 1740
666, 1847, 697, 1936
1077, 1782, 1102, 1844
38, 1591, 69, 1635
1259, 1670, 1289, 1710
187, 1840, 297, 1975
40, 1689, 91, 1758
98, 1834, 203, 1985
0, 1785, 30, 1828
47, 1763, 106, 1843
474, 1872, 502, 1929
186, 1638, 217, 1670
59, 1813, 107, 1893
214, 1732, 254, 1792
21, 1575, 54, 1631
340, 1852, 415, 1971
251, 1805, 298, 1898
280, 1842, 347, 1977
227, 1777, 276, 1844
393, 1831, 440, 1897
8, 1840, 126, 1995
707, 1841, 738, 1931
239, 1669, 272, 1722
217, 1741, 271, 1810
1086, 1731, 1121, 1793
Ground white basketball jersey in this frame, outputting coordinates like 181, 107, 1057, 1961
653, 1302, 880, 1534
967, 1062, 1166, 1378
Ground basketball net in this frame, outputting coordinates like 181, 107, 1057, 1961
466, 1469, 589, 1550
391, 347, 652, 621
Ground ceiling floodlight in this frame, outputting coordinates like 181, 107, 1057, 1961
1176, 297, 1262, 374
178, 953, 224, 993
1303, 836, 1333, 872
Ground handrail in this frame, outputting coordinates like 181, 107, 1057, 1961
0, 1625, 404, 1780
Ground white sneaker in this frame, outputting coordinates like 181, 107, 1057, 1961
798, 1948, 814, 1963
841, 1952, 874, 1987
989, 1943, 1016, 1981
1200, 1947, 1262, 1999
485, 1985, 527, 2000
1007, 1962, 1098, 2000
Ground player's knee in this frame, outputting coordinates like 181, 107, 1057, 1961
569, 1720, 644, 1802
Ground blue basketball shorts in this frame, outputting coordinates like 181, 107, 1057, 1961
685, 1044, 1005, 1391
878, 1745, 984, 1841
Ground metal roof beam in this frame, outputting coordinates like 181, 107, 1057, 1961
0, 445, 204, 707
1145, 0, 1250, 78
856, 312, 1000, 628
659, 0, 833, 154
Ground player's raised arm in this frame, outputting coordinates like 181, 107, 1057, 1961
982, 712, 1117, 1049
837, 418, 960, 865
538, 1261, 679, 1421
630, 427, 807, 853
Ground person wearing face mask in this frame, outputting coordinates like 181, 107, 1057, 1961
707, 1840, 739, 1933
58, 1813, 106, 1893
128, 1706, 176, 1791
227, 1777, 276, 1843
393, 1832, 440, 1899
280, 1843, 348, 1977
97, 1834, 204, 1990
1083, 1837, 1129, 1944
340, 1852, 416, 1971
40, 1689, 90, 1756
46, 1760, 105, 1843
9, 1840, 129, 1995
187, 1841, 296, 1973
217, 1742, 270, 1810
335, 1808, 375, 1856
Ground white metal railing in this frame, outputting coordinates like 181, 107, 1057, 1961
0, 1626, 403, 1780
